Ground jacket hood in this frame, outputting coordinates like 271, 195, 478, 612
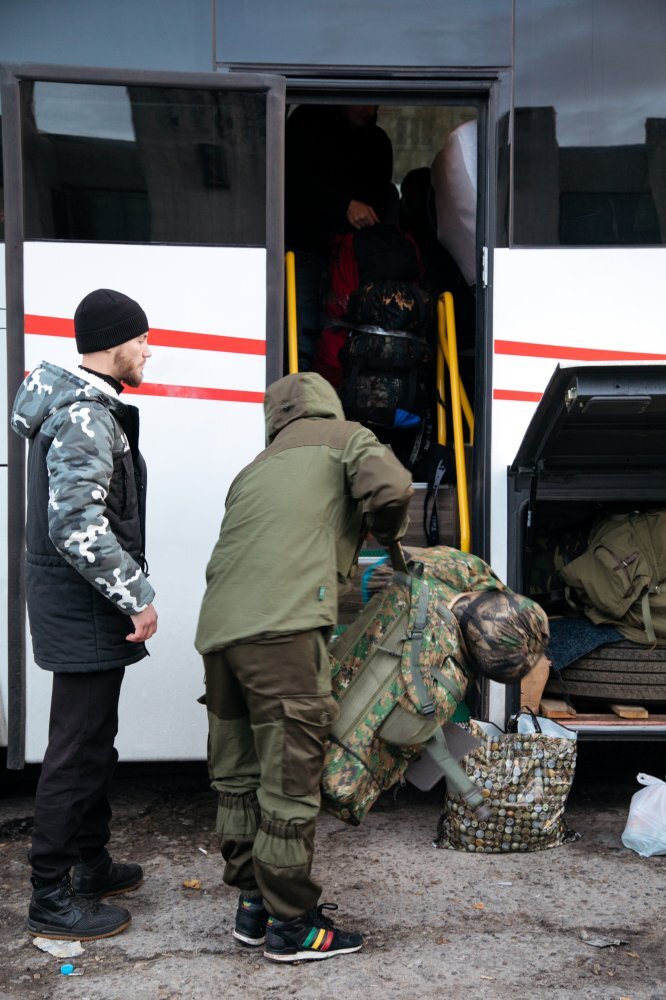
11, 361, 123, 441
264, 372, 345, 443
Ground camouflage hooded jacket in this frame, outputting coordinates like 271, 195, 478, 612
195, 372, 413, 653
11, 361, 155, 672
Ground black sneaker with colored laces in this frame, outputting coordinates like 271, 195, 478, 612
27, 874, 131, 940
233, 893, 268, 947
72, 850, 143, 900
263, 903, 363, 963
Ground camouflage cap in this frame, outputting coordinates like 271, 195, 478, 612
451, 590, 549, 682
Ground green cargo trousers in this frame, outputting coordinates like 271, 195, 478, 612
203, 629, 339, 920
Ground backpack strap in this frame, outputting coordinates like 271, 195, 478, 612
430, 663, 466, 703
522, 464, 540, 595
642, 588, 657, 644
423, 727, 488, 813
424, 457, 448, 546
409, 409, 430, 469
406, 579, 436, 717
388, 541, 409, 575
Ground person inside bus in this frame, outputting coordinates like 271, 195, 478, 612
285, 103, 394, 371
11, 289, 158, 941
195, 371, 412, 963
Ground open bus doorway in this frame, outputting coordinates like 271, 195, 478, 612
283, 98, 481, 555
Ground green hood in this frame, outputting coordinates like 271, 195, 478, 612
264, 372, 345, 443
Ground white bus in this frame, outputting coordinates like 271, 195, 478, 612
2, 0, 665, 766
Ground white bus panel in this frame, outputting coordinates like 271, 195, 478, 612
22, 241, 267, 761
491, 246, 666, 578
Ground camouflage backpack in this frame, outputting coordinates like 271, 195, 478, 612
339, 278, 432, 429
321, 566, 472, 825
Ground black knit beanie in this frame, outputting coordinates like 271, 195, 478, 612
74, 288, 149, 353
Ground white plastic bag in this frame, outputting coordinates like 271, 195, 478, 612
621, 773, 666, 857
431, 121, 477, 286
513, 712, 577, 741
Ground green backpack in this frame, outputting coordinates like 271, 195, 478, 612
321, 566, 477, 825
559, 510, 666, 645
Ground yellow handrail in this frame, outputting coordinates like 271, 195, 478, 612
441, 291, 471, 553
436, 298, 474, 444
436, 309, 447, 445
285, 251, 299, 374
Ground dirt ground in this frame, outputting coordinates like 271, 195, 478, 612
0, 743, 664, 1000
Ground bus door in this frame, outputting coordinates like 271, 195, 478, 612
279, 80, 501, 723
1, 64, 286, 766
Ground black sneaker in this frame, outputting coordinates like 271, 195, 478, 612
233, 893, 268, 947
72, 850, 143, 900
263, 903, 363, 963
27, 874, 131, 940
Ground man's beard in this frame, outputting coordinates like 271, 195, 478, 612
121, 369, 144, 388
114, 350, 145, 387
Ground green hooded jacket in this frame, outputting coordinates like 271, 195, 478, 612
195, 372, 413, 652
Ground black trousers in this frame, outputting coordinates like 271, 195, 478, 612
29, 667, 125, 882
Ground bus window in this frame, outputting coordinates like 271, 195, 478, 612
22, 81, 266, 246
513, 0, 666, 247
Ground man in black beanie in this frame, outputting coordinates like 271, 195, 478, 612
11, 289, 158, 940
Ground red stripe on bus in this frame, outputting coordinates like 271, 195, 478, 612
494, 339, 666, 362
24, 315, 74, 338
24, 315, 266, 356
123, 382, 264, 403
493, 389, 543, 402
150, 328, 265, 355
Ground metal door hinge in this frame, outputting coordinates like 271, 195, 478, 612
481, 246, 489, 288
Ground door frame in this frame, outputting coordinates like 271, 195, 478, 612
1, 62, 286, 767
232, 64, 510, 567
237, 64, 511, 725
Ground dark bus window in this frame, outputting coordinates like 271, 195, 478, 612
22, 82, 266, 246
513, 0, 666, 246
0, 119, 4, 244
0, 95, 4, 243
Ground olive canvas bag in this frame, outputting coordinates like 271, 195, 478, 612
559, 510, 666, 645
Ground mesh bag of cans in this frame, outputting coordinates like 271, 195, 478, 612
435, 713, 578, 853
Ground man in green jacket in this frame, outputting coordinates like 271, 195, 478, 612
195, 372, 412, 963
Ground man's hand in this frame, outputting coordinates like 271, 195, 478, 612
127, 603, 158, 643
346, 199, 380, 229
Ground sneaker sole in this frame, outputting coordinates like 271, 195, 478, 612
27, 917, 131, 941
74, 878, 143, 901
263, 944, 362, 963
233, 929, 266, 947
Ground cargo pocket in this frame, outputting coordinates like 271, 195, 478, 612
281, 695, 339, 798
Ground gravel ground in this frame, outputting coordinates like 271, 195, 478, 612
0, 743, 664, 1000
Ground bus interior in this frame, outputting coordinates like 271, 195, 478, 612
283, 99, 481, 562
